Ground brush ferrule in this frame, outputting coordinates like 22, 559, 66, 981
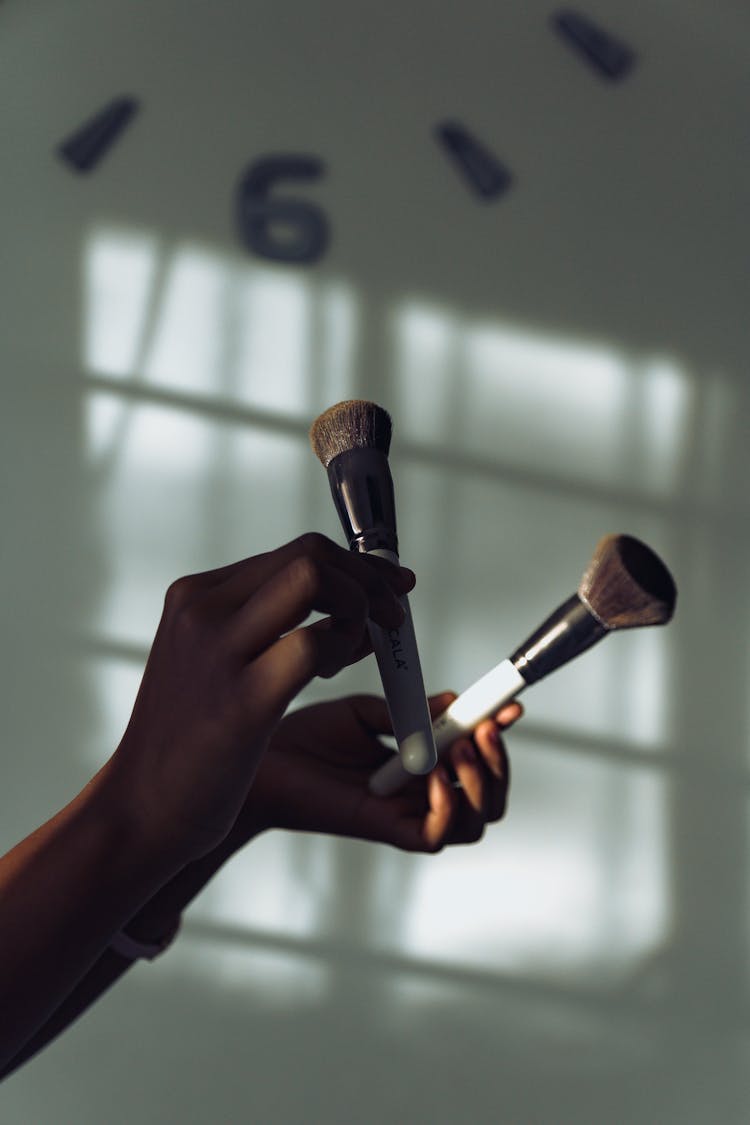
326, 447, 399, 555
511, 593, 608, 685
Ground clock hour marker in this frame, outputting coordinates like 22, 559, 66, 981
58, 96, 140, 173
552, 10, 636, 81
236, 155, 330, 264
435, 122, 512, 201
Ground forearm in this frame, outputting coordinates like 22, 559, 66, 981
0, 761, 182, 1075
0, 801, 266, 1081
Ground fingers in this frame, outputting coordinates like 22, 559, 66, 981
218, 536, 412, 656
226, 555, 375, 670
421, 766, 460, 851
429, 691, 457, 718
420, 703, 521, 850
211, 532, 415, 620
496, 701, 523, 729
450, 738, 490, 818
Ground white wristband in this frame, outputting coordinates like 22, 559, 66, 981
109, 917, 181, 962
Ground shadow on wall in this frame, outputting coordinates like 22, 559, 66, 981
4, 222, 749, 1124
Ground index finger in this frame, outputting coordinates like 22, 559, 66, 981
208, 532, 415, 610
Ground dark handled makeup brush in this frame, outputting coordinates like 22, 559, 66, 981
369, 533, 677, 796
309, 399, 438, 775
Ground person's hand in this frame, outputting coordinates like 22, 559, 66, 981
233, 691, 523, 853
104, 534, 415, 866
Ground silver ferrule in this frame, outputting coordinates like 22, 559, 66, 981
510, 593, 609, 685
326, 447, 399, 555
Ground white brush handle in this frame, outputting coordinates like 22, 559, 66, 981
366, 548, 437, 775
368, 657, 526, 796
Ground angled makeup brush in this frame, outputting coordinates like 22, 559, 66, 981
310, 399, 437, 775
368, 533, 677, 796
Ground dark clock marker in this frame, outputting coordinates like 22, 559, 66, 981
435, 122, 512, 201
236, 155, 330, 264
58, 96, 140, 173
552, 10, 636, 81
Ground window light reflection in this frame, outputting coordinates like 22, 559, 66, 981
397, 753, 669, 981
391, 301, 694, 498
143, 246, 230, 393
84, 395, 214, 474
78, 230, 678, 997
84, 227, 358, 419
193, 831, 337, 941
318, 281, 359, 408
637, 357, 692, 496
391, 303, 457, 437
233, 270, 312, 412
83, 228, 159, 377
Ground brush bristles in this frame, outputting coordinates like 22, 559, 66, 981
578, 534, 677, 629
309, 400, 393, 468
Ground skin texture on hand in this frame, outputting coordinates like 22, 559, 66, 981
238, 691, 523, 854
105, 533, 416, 867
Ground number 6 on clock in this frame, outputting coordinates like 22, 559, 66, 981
235, 155, 330, 265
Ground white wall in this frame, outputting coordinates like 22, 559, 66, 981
2, 1, 749, 1121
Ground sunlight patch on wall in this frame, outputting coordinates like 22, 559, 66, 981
78, 232, 681, 1002
395, 750, 669, 984
636, 357, 692, 496
193, 831, 338, 942
84, 393, 215, 473
83, 227, 159, 377
232, 269, 312, 411
84, 392, 126, 465
390, 301, 694, 498
463, 321, 628, 469
317, 281, 359, 408
142, 246, 231, 394
83, 227, 358, 416
529, 623, 673, 749
692, 370, 735, 504
391, 303, 458, 436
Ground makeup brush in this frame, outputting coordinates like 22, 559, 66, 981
309, 399, 438, 775
368, 533, 676, 796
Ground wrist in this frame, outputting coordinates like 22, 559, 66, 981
91, 754, 187, 889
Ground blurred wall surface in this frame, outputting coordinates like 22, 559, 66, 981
2, 1, 749, 1122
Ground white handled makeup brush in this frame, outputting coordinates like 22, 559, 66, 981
309, 399, 438, 775
368, 533, 677, 796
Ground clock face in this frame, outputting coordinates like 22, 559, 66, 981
45, 4, 645, 316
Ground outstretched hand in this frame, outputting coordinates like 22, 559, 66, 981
237, 692, 523, 853
107, 533, 415, 866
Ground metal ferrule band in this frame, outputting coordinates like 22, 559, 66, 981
326, 447, 399, 555
510, 593, 609, 685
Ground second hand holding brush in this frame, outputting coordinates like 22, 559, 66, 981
369, 533, 677, 796
309, 400, 438, 776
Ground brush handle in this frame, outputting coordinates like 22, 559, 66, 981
365, 548, 438, 775
368, 657, 526, 796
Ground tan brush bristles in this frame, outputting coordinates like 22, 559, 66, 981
309, 400, 393, 468
578, 534, 677, 630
